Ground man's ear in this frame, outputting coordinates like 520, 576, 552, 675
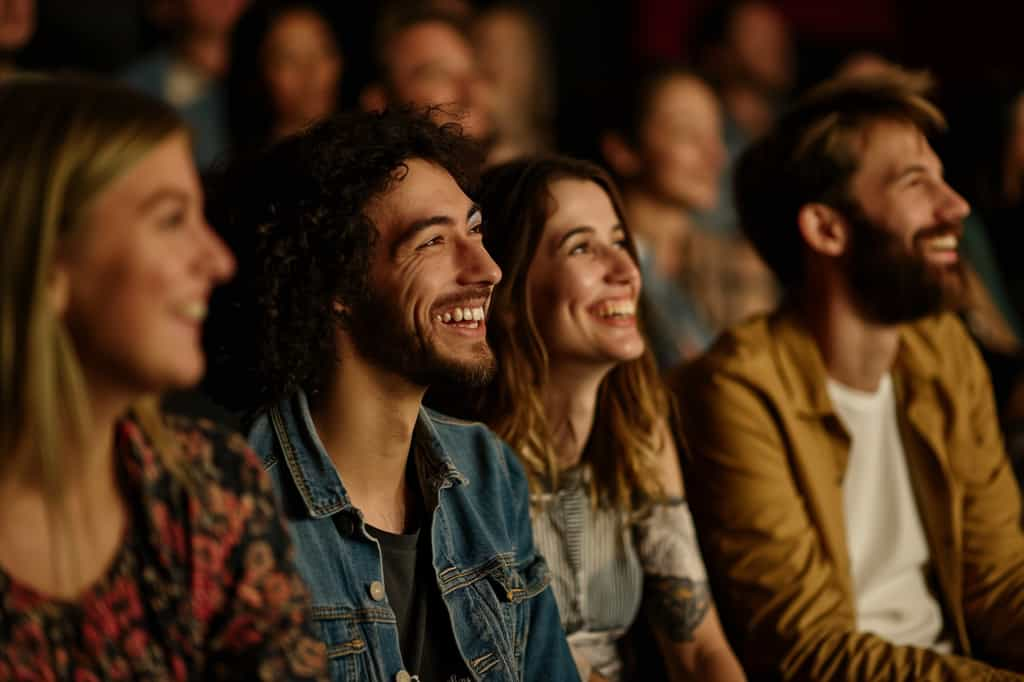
600, 131, 642, 179
360, 83, 387, 113
797, 203, 848, 257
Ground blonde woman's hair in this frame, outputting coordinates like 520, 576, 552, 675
0, 76, 187, 507
468, 156, 672, 511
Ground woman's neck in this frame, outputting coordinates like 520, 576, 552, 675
541, 365, 609, 470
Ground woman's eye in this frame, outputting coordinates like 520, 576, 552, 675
569, 242, 590, 255
159, 211, 186, 230
613, 238, 628, 249
469, 222, 484, 235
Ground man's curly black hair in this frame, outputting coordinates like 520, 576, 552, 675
202, 108, 484, 415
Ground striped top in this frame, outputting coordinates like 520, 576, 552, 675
530, 466, 707, 681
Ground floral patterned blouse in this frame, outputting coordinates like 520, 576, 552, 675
0, 415, 327, 681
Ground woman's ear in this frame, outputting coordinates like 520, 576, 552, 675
797, 203, 849, 257
600, 131, 642, 178
48, 260, 71, 318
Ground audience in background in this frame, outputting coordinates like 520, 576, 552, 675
120, 0, 249, 168
674, 69, 1024, 680
226, 0, 342, 158
692, 0, 795, 236
456, 156, 746, 682
203, 108, 578, 682
0, 0, 33, 80
361, 1, 492, 143
471, 4, 555, 164
0, 76, 325, 680
600, 64, 724, 365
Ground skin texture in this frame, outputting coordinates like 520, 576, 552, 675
262, 8, 341, 140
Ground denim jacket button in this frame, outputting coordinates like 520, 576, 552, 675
395, 671, 412, 682
369, 580, 386, 601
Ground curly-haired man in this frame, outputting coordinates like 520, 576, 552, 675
204, 109, 578, 682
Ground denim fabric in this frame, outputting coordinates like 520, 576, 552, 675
249, 391, 579, 682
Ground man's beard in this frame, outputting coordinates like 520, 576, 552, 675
347, 288, 496, 388
842, 201, 966, 325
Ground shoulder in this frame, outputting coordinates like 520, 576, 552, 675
670, 313, 778, 394
423, 408, 527, 493
902, 312, 976, 365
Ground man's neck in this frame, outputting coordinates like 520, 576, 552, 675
622, 186, 692, 278
310, 346, 425, 533
541, 363, 609, 470
799, 282, 901, 393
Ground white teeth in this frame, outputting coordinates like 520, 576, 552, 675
453, 308, 464, 322
443, 312, 452, 322
928, 235, 958, 250
596, 300, 635, 318
462, 307, 472, 320
472, 307, 484, 321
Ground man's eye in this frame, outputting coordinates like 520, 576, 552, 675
419, 235, 443, 249
470, 222, 484, 235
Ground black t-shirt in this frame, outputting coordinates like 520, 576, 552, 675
364, 519, 472, 682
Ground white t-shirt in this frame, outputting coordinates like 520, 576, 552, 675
828, 374, 950, 651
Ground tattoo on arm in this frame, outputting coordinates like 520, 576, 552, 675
645, 576, 711, 642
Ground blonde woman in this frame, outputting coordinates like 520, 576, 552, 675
0, 77, 326, 680
468, 156, 745, 681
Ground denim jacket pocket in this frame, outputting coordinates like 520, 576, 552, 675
312, 605, 380, 681
475, 554, 551, 665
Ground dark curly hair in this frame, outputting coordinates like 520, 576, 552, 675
203, 108, 483, 415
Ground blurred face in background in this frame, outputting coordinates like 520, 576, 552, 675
55, 133, 235, 394
263, 8, 342, 137
638, 75, 726, 211
384, 20, 492, 140
183, 0, 249, 35
0, 0, 35, 53
473, 8, 541, 136
727, 1, 794, 93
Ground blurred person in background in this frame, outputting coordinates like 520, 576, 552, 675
361, 0, 493, 144
453, 156, 747, 682
0, 0, 33, 80
120, 0, 249, 168
601, 63, 775, 367
471, 3, 555, 165
226, 0, 342, 158
0, 76, 325, 680
692, 0, 795, 236
674, 69, 1024, 680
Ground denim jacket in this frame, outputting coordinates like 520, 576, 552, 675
249, 391, 579, 682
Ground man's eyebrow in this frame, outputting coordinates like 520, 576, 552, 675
887, 162, 941, 185
137, 188, 189, 213
394, 204, 481, 251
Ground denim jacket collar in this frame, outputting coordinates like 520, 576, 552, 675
269, 390, 468, 520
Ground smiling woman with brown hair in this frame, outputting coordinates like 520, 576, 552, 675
0, 76, 325, 680
464, 155, 745, 682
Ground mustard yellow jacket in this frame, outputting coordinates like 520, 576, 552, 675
671, 309, 1024, 681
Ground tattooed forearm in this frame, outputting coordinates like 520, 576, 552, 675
644, 576, 711, 642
